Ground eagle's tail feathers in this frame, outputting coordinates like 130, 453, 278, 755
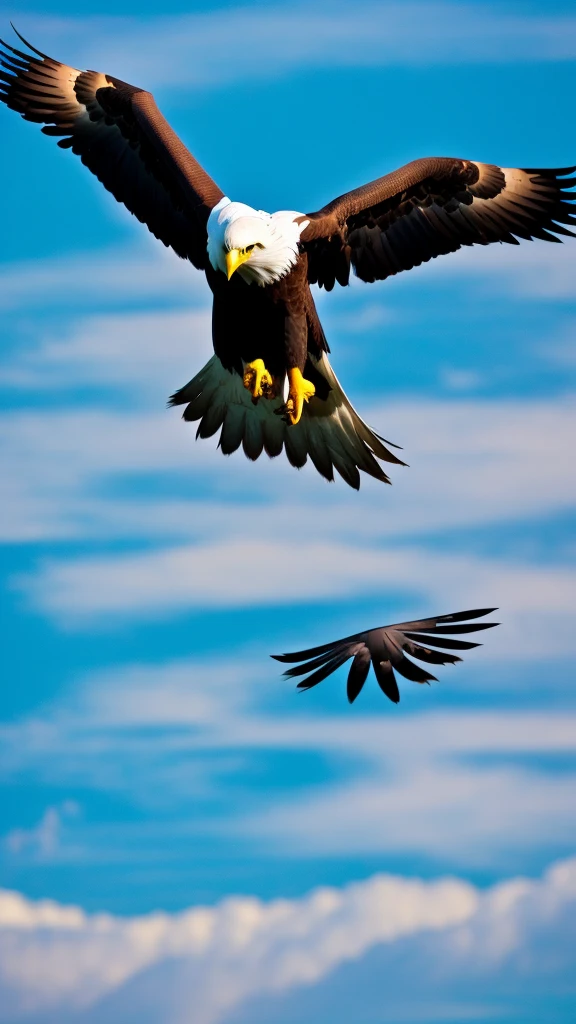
170, 353, 404, 489
284, 418, 311, 470
242, 412, 265, 461
219, 405, 246, 455
261, 408, 285, 458
195, 391, 228, 439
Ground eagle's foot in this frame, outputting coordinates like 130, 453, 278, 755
243, 359, 274, 400
285, 367, 316, 425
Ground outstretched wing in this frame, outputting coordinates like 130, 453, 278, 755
272, 607, 499, 704
0, 30, 224, 268
300, 157, 576, 290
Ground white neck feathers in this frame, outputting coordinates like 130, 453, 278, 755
207, 199, 308, 286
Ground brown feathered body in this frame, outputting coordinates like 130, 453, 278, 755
204, 255, 326, 383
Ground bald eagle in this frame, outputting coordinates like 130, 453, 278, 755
273, 607, 498, 704
1, 32, 575, 489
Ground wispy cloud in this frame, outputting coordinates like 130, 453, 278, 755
12, 3, 576, 91
0, 856, 574, 1023
4, 802, 79, 860
0, 244, 207, 314
250, 752, 576, 860
241, 708, 576, 862
538, 318, 576, 368
418, 238, 576, 300
15, 538, 575, 663
2, 647, 576, 866
0, 308, 212, 398
2, 393, 576, 543
2, 232, 574, 330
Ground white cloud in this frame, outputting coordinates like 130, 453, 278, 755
0, 244, 207, 314
21, 539, 424, 615
0, 655, 270, 804
2, 644, 576, 865
17, 538, 576, 663
374, 393, 576, 532
0, 872, 476, 1021
439, 367, 484, 392
5, 808, 61, 858
4, 803, 79, 860
238, 711, 576, 862
12, 4, 576, 92
1, 308, 212, 398
538, 319, 576, 368
0, 856, 574, 1024
2, 393, 576, 544
252, 759, 576, 860
0, 407, 222, 542
414, 237, 576, 299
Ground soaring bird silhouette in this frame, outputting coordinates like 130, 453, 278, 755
273, 608, 499, 704
1, 30, 574, 488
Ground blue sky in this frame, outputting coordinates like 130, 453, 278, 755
1, 1, 576, 1021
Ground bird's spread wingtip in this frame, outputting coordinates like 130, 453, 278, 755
273, 606, 500, 704
9, 23, 48, 59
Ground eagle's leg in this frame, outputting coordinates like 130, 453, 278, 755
285, 367, 315, 425
243, 359, 274, 400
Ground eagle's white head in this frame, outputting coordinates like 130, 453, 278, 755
207, 198, 307, 286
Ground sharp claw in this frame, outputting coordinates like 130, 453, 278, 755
273, 406, 291, 424
243, 359, 274, 399
286, 368, 316, 426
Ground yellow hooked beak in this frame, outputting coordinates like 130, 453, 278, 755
225, 248, 252, 280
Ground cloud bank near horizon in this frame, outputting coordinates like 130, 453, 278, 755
0, 855, 575, 1024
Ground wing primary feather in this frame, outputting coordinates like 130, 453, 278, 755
372, 658, 400, 703
402, 633, 482, 652
398, 638, 462, 665
383, 637, 438, 684
434, 607, 498, 621
9, 24, 51, 59
394, 608, 498, 630
272, 633, 362, 663
296, 650, 354, 691
283, 644, 354, 678
406, 622, 499, 635
347, 648, 371, 703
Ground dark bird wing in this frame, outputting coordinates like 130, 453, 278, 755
0, 30, 224, 268
300, 157, 576, 290
272, 607, 499, 704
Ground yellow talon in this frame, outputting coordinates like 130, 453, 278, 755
243, 358, 274, 399
286, 367, 316, 425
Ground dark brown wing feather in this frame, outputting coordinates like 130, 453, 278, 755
0, 31, 224, 268
271, 607, 498, 704
300, 157, 576, 289
347, 648, 371, 703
